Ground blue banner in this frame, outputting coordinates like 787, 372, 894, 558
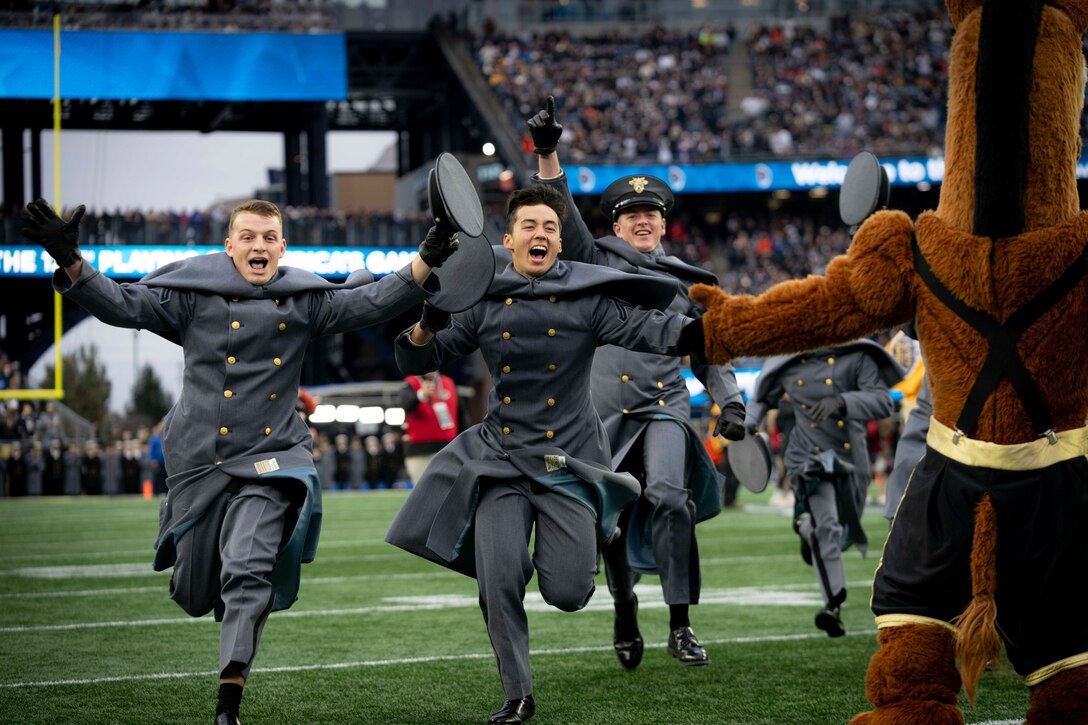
569, 157, 948, 195
0, 30, 346, 101
0, 245, 414, 278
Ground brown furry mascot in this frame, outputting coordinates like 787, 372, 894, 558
689, 1, 1088, 722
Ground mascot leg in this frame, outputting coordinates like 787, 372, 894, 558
1025, 665, 1088, 724
850, 624, 963, 725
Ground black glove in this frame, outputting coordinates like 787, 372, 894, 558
810, 395, 846, 423
21, 198, 85, 268
527, 95, 563, 155
714, 401, 747, 441
419, 302, 451, 333
417, 225, 459, 268
676, 317, 705, 358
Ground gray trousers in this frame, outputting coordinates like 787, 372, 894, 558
797, 479, 846, 607
604, 420, 698, 605
475, 479, 597, 699
172, 482, 290, 679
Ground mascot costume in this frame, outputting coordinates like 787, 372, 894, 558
689, 1, 1088, 722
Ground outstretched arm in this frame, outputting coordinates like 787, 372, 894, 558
690, 210, 917, 364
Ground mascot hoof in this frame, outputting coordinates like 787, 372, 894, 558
1026, 665, 1088, 724
853, 624, 963, 725
849, 701, 964, 725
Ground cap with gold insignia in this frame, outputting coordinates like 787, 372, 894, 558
600, 174, 675, 221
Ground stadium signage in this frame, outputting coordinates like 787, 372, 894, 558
0, 246, 413, 278
572, 155, 960, 194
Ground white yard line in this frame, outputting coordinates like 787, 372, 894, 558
0, 580, 878, 631
0, 629, 880, 689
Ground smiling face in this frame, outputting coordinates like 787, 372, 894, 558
503, 203, 562, 277
225, 211, 286, 285
613, 205, 667, 253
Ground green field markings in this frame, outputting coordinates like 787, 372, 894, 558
0, 628, 880, 689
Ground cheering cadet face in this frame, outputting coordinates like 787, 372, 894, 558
225, 204, 287, 286
613, 205, 667, 253
503, 203, 563, 278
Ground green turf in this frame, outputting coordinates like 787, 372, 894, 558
0, 491, 1030, 724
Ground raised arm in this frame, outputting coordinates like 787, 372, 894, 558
691, 210, 917, 364
527, 96, 599, 264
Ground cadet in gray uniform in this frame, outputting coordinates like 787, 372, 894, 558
21, 198, 455, 725
744, 340, 900, 636
527, 96, 746, 670
884, 375, 931, 523
387, 185, 702, 724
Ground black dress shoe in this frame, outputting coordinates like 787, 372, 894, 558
613, 595, 643, 671
489, 694, 535, 723
815, 606, 846, 637
667, 626, 709, 666
215, 713, 241, 725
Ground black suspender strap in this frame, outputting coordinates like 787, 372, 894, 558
911, 238, 1086, 441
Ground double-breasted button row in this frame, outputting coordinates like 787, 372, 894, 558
220, 426, 273, 436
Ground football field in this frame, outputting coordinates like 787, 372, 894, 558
0, 491, 1029, 724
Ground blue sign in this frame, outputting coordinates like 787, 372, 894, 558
570, 157, 949, 195
0, 245, 414, 278
0, 30, 346, 101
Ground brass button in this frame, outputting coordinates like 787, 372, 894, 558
264, 427, 271, 436
621, 375, 630, 383
549, 295, 557, 302
231, 321, 240, 329
657, 381, 664, 389
827, 357, 835, 365
505, 297, 513, 305
796, 379, 804, 386
825, 378, 833, 385
547, 364, 556, 371
503, 396, 511, 404
622, 409, 629, 414
219, 427, 229, 436
800, 403, 808, 409
270, 393, 278, 401
837, 420, 845, 428
231, 296, 239, 302
278, 323, 286, 331
547, 398, 555, 407
810, 423, 817, 428
274, 299, 280, 305
227, 356, 236, 364
215, 459, 222, 465
844, 442, 852, 450
658, 399, 665, 406
502, 426, 510, 435
274, 358, 282, 366
502, 365, 511, 373
547, 328, 556, 337
546, 430, 554, 439
502, 332, 511, 340
224, 390, 233, 398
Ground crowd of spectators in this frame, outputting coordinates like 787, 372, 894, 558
742, 6, 951, 159
473, 5, 956, 162
2, 0, 334, 32
477, 23, 739, 165
0, 206, 437, 248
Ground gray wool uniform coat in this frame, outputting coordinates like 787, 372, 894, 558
385, 251, 690, 577
55, 253, 433, 612
536, 171, 743, 570
745, 340, 902, 556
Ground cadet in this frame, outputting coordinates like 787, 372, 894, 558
744, 340, 900, 636
21, 198, 456, 725
528, 96, 746, 669
386, 184, 703, 724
